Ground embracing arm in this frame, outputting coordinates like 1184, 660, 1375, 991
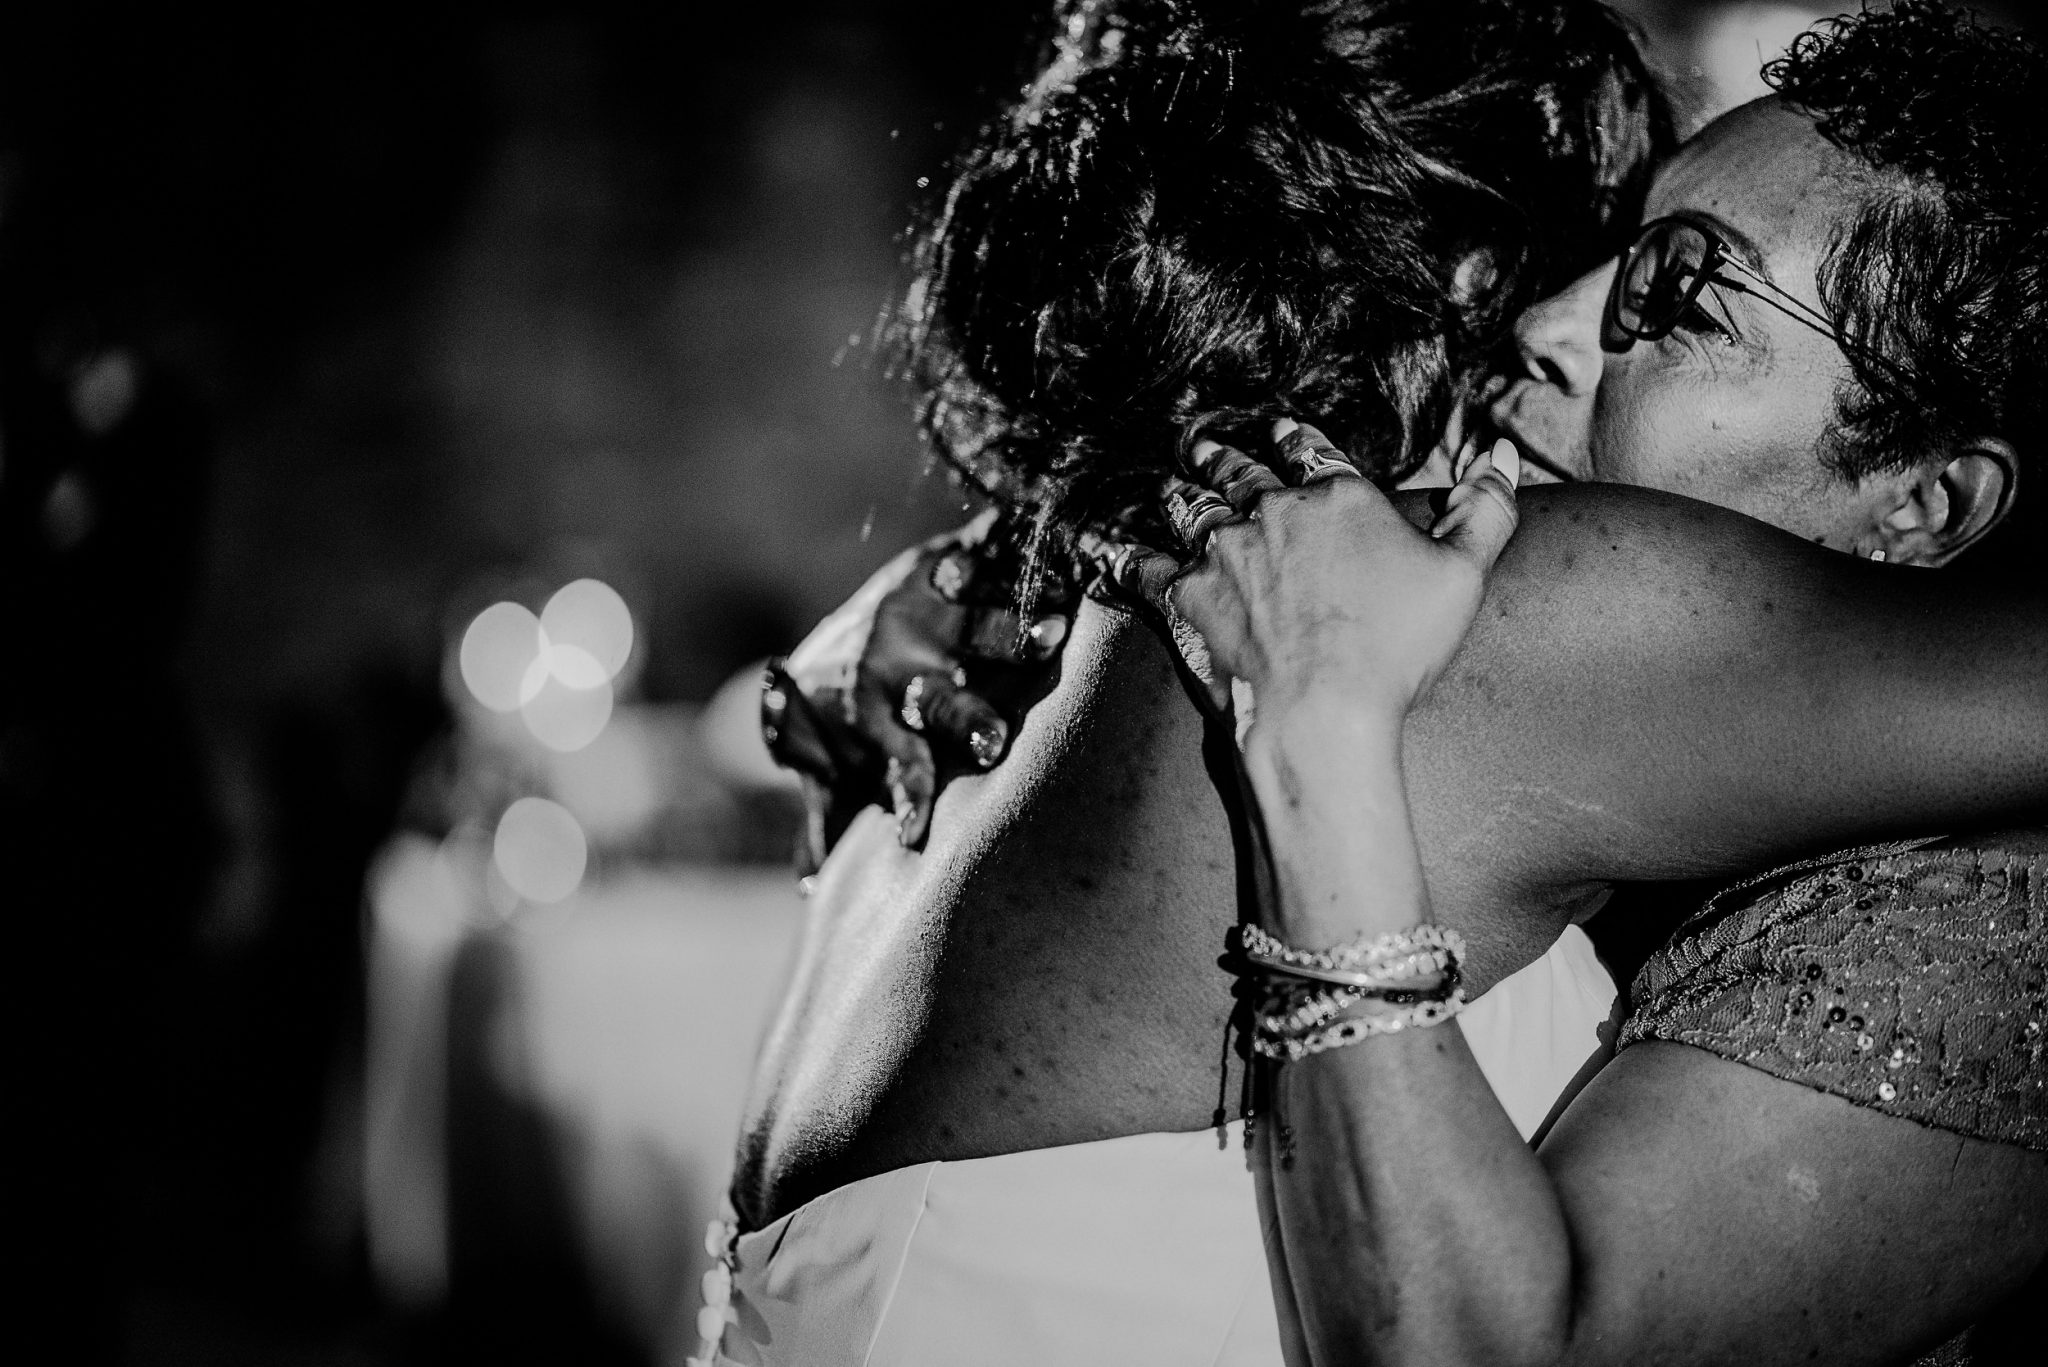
1258, 877, 2048, 1366
1152, 440, 2048, 1366
1393, 480, 2047, 965
1255, 683, 2048, 1365
769, 466, 2045, 974
778, 480, 2044, 882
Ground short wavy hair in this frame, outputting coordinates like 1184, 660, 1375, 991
896, 0, 1666, 546
1767, 1, 2046, 496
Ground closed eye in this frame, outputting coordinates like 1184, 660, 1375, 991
1673, 279, 1740, 343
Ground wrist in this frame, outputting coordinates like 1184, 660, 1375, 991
1241, 692, 1406, 794
1239, 697, 1426, 941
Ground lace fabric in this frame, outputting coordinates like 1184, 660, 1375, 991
1621, 829, 2048, 1150
1620, 829, 2048, 1367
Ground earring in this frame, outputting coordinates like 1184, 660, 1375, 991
1867, 548, 1888, 563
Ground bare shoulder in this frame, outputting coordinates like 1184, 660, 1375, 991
1536, 826, 2048, 1363
1542, 1040, 2048, 1366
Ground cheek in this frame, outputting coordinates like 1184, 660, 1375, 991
1588, 355, 1839, 520
1587, 360, 1720, 491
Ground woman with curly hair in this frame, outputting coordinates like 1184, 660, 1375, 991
723, 3, 2048, 1364
1117, 4, 2048, 1363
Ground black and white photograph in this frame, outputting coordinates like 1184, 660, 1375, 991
5, 2, 2044, 1364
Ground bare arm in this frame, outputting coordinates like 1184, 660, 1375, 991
1382, 479, 2047, 984
1402, 480, 2047, 889
778, 473, 2045, 990
1153, 439, 2048, 1366
1259, 683, 2048, 1364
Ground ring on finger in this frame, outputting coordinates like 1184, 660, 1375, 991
1278, 431, 1362, 484
1289, 447, 1361, 483
900, 674, 930, 731
1209, 449, 1286, 512
929, 550, 973, 601
1166, 486, 1238, 551
900, 668, 968, 732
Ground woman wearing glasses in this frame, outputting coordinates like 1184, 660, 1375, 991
1116, 12, 2048, 1367
758, 5, 2047, 1365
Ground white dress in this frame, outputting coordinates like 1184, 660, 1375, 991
700, 926, 1616, 1367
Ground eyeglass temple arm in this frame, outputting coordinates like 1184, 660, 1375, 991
1712, 254, 1845, 336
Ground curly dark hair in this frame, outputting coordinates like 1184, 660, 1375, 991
896, 0, 1667, 548
1766, 1, 2046, 498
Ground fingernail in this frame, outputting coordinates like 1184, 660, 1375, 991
968, 721, 1008, 768
897, 797, 930, 848
1190, 438, 1224, 471
1110, 543, 1143, 593
1451, 437, 1479, 483
1026, 615, 1068, 657
1271, 417, 1300, 440
1490, 437, 1520, 490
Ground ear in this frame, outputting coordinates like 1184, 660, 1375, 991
1871, 438, 2018, 567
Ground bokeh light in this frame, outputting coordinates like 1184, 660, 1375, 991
460, 602, 545, 713
493, 797, 588, 903
459, 579, 634, 752
520, 669, 615, 752
541, 579, 634, 683
545, 640, 611, 691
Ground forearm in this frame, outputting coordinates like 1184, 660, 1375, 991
1398, 484, 2048, 891
1247, 702, 1577, 1367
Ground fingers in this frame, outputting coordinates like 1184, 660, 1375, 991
841, 665, 940, 847
928, 545, 978, 602
1108, 541, 1232, 716
1429, 436, 1521, 569
1109, 540, 1184, 613
883, 747, 937, 849
900, 669, 1011, 770
1023, 614, 1068, 659
1164, 479, 1239, 553
760, 661, 845, 785
1271, 417, 1362, 484
1189, 439, 1286, 515
957, 605, 1070, 663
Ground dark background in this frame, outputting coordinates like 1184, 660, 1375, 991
1, 2, 2031, 1364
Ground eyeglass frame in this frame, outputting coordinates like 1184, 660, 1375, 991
1599, 214, 1904, 383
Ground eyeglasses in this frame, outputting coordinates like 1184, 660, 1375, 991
1600, 216, 1897, 379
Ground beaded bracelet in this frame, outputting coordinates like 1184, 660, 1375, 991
1240, 922, 1466, 986
1242, 947, 1457, 991
1251, 989, 1468, 1061
1238, 923, 1470, 1062
1255, 984, 1365, 1038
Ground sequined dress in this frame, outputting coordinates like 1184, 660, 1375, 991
1620, 828, 2048, 1365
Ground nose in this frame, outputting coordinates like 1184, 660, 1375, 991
1511, 261, 1615, 398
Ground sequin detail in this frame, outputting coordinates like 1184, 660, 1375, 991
1620, 831, 2048, 1152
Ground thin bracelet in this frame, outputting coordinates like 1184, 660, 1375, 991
1241, 948, 1458, 992
1252, 990, 1468, 1061
1240, 922, 1466, 980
